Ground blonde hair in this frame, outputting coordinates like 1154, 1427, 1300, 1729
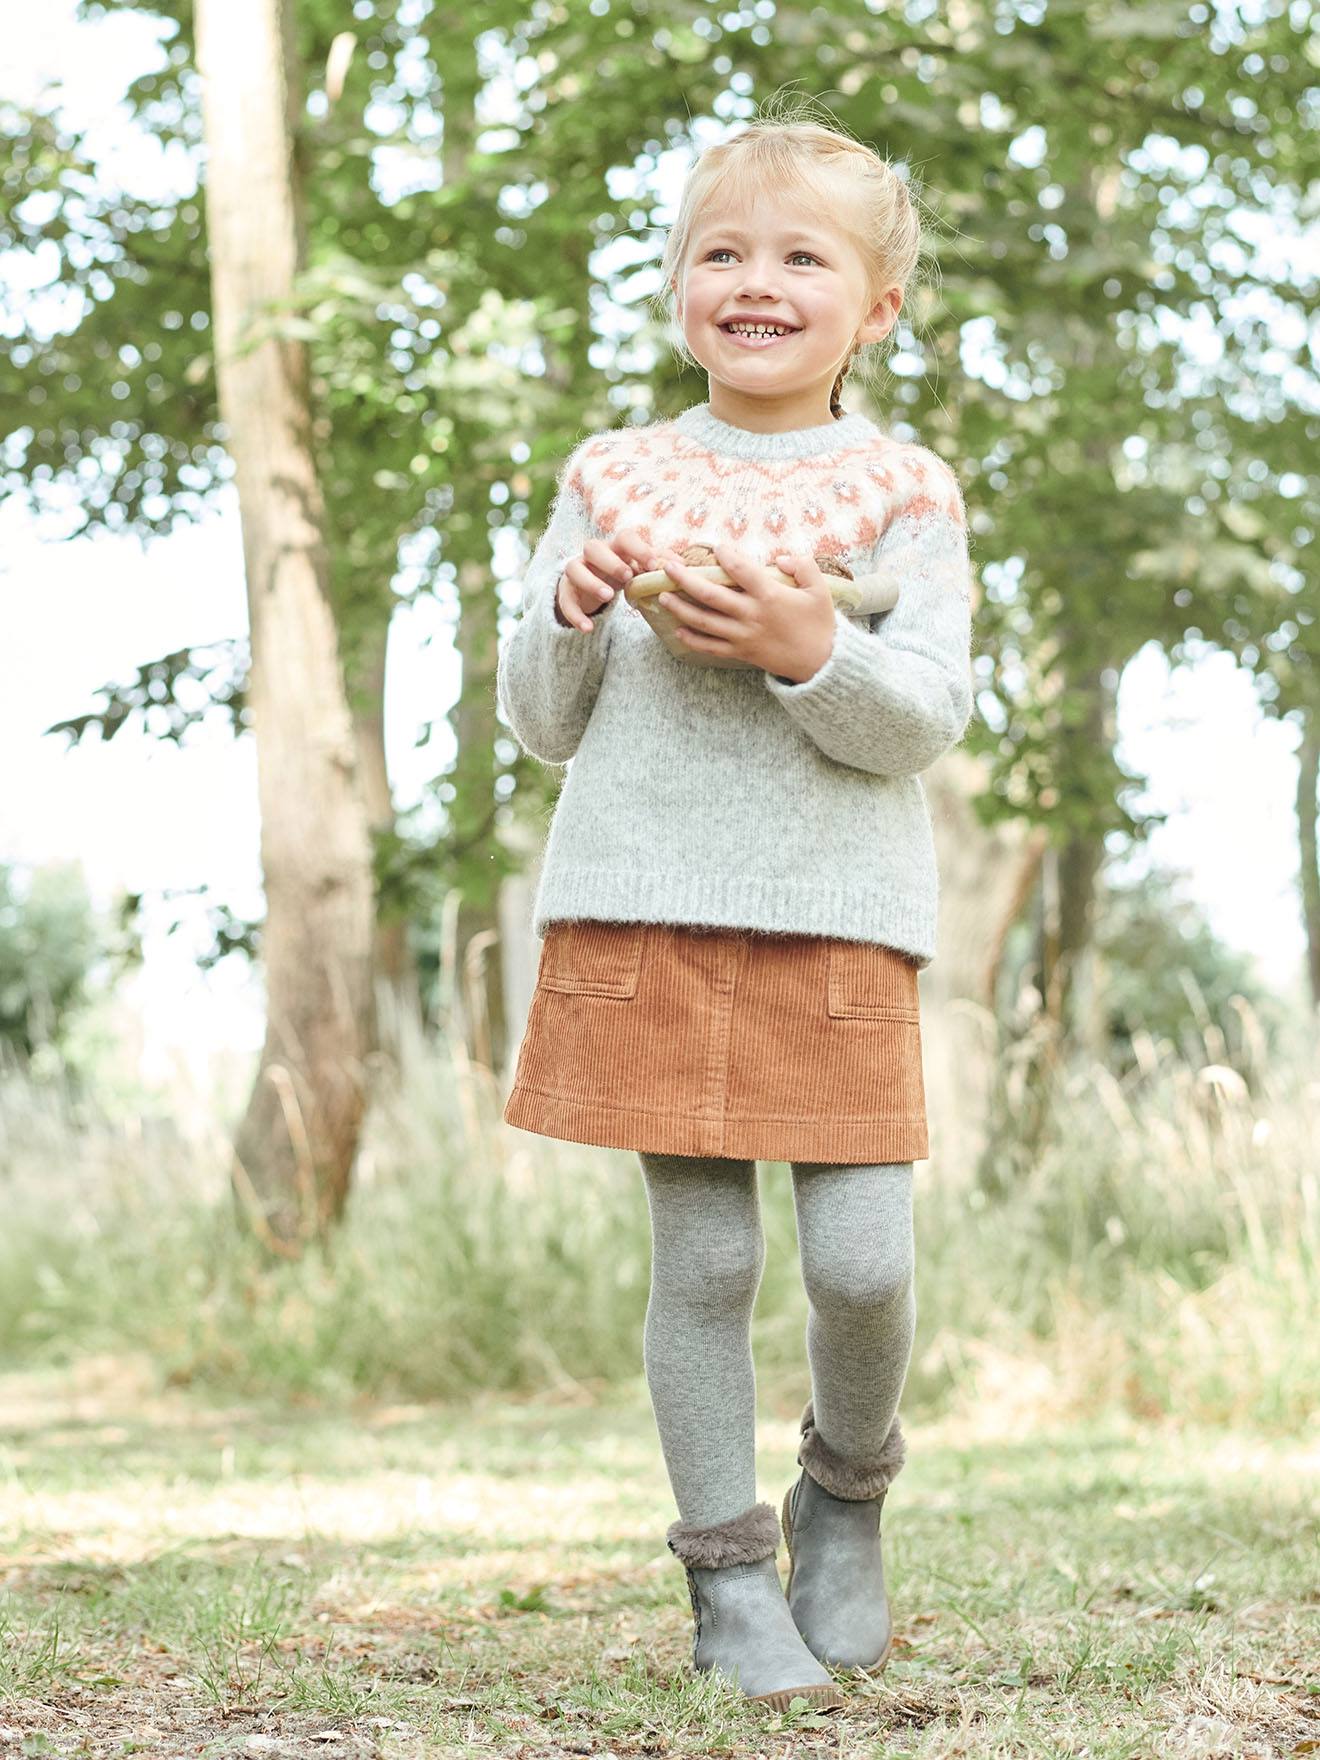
652, 95, 938, 418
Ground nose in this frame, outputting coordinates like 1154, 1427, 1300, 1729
733, 253, 787, 299
736, 272, 784, 299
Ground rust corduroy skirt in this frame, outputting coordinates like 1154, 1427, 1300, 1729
502, 920, 929, 1164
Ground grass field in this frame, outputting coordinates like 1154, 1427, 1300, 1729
1, 1355, 1316, 1759
2, 991, 1317, 1754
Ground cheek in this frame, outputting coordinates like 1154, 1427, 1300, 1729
798, 294, 845, 332
682, 281, 719, 324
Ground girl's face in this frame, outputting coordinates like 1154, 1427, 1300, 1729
671, 192, 900, 429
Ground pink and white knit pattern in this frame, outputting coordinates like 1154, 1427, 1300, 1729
562, 412, 968, 578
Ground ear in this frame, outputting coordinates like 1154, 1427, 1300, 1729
859, 285, 902, 347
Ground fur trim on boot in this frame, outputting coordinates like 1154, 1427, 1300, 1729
796, 1399, 906, 1502
666, 1500, 781, 1569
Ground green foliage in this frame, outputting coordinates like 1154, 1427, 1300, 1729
0, 861, 140, 1070
1095, 870, 1277, 1069
43, 639, 248, 746
4, 2, 1316, 943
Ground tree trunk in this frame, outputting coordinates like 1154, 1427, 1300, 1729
1298, 702, 1320, 1010
498, 817, 545, 1089
1038, 661, 1114, 1056
1037, 832, 1108, 1059
451, 551, 509, 1076
915, 527, 1048, 1190
196, 0, 376, 1253
435, 62, 511, 1082
346, 615, 424, 1060
1027, 166, 1126, 1065
923, 746, 1048, 1186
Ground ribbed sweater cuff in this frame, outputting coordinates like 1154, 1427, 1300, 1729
763, 606, 870, 707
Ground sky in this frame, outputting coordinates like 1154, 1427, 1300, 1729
0, 2, 1308, 1108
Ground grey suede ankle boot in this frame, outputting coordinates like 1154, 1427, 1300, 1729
779, 1399, 907, 1672
666, 1499, 845, 1712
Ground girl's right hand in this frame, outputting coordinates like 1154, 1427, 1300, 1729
555, 530, 658, 632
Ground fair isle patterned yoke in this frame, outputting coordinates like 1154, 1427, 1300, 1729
495, 400, 976, 964
564, 406, 966, 569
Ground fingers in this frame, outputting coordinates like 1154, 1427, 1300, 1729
560, 550, 629, 633
583, 537, 638, 588
777, 552, 819, 583
554, 533, 802, 636
655, 552, 743, 614
655, 560, 747, 642
708, 542, 788, 596
611, 529, 663, 571
558, 535, 657, 633
555, 568, 595, 633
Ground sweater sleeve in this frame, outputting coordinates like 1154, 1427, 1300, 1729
495, 439, 620, 766
762, 446, 974, 778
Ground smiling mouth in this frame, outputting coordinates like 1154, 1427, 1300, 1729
718, 324, 801, 348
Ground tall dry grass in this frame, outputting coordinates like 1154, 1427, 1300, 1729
0, 985, 1314, 1432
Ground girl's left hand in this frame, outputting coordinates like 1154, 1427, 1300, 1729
652, 542, 837, 682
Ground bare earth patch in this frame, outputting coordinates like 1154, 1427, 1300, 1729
1, 1356, 1316, 1758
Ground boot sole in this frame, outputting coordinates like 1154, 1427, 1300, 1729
781, 1484, 894, 1677
747, 1680, 846, 1712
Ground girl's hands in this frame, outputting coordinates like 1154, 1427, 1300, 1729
552, 534, 839, 682
654, 543, 838, 682
554, 529, 656, 632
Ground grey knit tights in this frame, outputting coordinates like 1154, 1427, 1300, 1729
638, 1152, 916, 1528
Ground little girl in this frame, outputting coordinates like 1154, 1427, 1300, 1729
496, 114, 973, 1714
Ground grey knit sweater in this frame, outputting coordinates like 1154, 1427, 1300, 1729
495, 401, 975, 966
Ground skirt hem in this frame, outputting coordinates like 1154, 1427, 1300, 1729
502, 1085, 930, 1164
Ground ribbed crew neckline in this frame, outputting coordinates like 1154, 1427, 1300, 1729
673, 401, 879, 460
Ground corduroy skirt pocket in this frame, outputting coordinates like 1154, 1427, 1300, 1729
502, 919, 929, 1165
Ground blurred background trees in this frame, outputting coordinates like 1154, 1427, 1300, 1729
2, 0, 1315, 1245
0, 859, 141, 1086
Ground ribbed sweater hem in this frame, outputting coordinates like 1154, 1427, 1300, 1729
530, 868, 936, 967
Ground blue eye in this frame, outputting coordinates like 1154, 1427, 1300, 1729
704, 249, 821, 266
